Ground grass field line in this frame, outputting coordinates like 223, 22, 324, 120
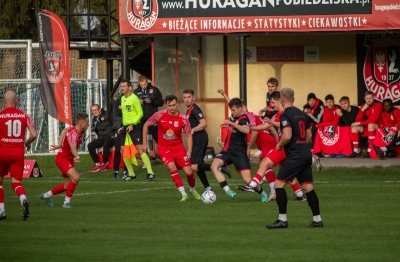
73, 186, 175, 196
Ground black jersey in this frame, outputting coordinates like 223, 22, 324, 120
280, 106, 311, 159
186, 103, 207, 137
222, 114, 250, 155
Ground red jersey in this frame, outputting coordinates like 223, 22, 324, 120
356, 102, 383, 126
57, 126, 84, 159
378, 107, 400, 127
0, 107, 34, 155
148, 109, 191, 152
317, 105, 340, 128
247, 111, 274, 149
271, 110, 284, 138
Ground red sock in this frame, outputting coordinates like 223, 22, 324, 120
367, 130, 375, 151
265, 168, 277, 184
351, 132, 359, 150
11, 182, 26, 197
51, 184, 66, 195
252, 173, 263, 185
290, 181, 301, 194
186, 172, 196, 187
170, 170, 183, 188
0, 181, 4, 205
66, 182, 77, 198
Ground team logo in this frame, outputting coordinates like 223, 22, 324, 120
174, 121, 179, 127
363, 34, 400, 102
44, 51, 63, 83
199, 113, 203, 118
381, 127, 396, 144
126, 0, 158, 31
163, 129, 177, 140
126, 105, 131, 112
318, 126, 339, 146
33, 167, 40, 178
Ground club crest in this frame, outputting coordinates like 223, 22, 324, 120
44, 51, 63, 83
126, 0, 158, 31
318, 126, 339, 146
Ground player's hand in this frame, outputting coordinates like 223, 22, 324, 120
247, 147, 251, 158
361, 104, 369, 111
48, 144, 60, 152
304, 108, 310, 114
25, 143, 31, 153
351, 122, 360, 128
217, 89, 225, 95
336, 108, 343, 117
126, 125, 133, 134
139, 99, 144, 104
142, 143, 148, 152
74, 156, 80, 162
276, 144, 282, 151
186, 151, 192, 160
144, 98, 151, 103
224, 119, 233, 125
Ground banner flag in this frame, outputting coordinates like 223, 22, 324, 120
35, 9, 72, 125
123, 135, 138, 166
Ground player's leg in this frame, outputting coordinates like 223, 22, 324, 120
113, 133, 126, 179
291, 178, 306, 201
373, 131, 400, 159
211, 154, 236, 199
99, 137, 115, 171
191, 133, 211, 190
132, 129, 155, 180
88, 138, 105, 172
365, 123, 378, 158
9, 155, 29, 220
63, 168, 81, 208
349, 126, 363, 157
165, 160, 188, 201
0, 159, 9, 220
182, 166, 201, 200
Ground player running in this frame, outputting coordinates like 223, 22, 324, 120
142, 95, 201, 201
0, 91, 37, 220
40, 112, 90, 208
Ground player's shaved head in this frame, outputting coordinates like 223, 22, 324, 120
280, 87, 294, 103
3, 91, 17, 101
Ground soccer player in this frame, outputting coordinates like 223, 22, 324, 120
316, 94, 340, 128
142, 95, 201, 201
118, 79, 155, 181
0, 91, 37, 220
40, 112, 90, 208
336, 96, 359, 127
182, 89, 231, 192
266, 87, 323, 229
236, 91, 307, 201
258, 77, 279, 119
303, 92, 324, 146
350, 91, 383, 158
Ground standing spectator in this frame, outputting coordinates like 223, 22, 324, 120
350, 91, 382, 158
88, 104, 115, 172
316, 94, 340, 128
0, 91, 37, 220
133, 75, 163, 159
258, 77, 279, 119
303, 93, 324, 146
40, 112, 90, 208
266, 87, 323, 229
142, 95, 201, 201
336, 96, 360, 127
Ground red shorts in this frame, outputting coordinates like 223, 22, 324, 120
258, 140, 278, 160
55, 155, 74, 177
159, 149, 191, 170
266, 147, 286, 166
0, 154, 24, 181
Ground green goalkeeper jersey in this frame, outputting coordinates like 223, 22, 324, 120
121, 93, 143, 126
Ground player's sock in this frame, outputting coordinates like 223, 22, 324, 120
249, 173, 262, 188
196, 171, 210, 189
381, 147, 388, 152
279, 214, 287, 222
254, 187, 265, 195
185, 172, 196, 187
351, 132, 360, 152
64, 196, 71, 203
0, 182, 4, 210
313, 215, 322, 222
123, 158, 135, 176
11, 182, 27, 203
305, 189, 321, 217
367, 130, 375, 152
219, 180, 231, 193
275, 188, 288, 216
170, 170, 184, 188
197, 163, 211, 172
48, 184, 65, 196
290, 181, 303, 197
66, 181, 77, 198
205, 186, 212, 191
265, 168, 276, 194
140, 153, 154, 174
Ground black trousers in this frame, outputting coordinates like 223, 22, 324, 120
88, 137, 115, 164
141, 118, 158, 144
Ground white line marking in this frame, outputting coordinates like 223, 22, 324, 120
73, 187, 175, 196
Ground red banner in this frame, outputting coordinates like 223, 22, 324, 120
35, 9, 72, 125
5, 160, 43, 179
313, 126, 352, 156
120, 0, 400, 35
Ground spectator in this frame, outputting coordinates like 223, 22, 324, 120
336, 96, 360, 127
258, 77, 279, 119
88, 104, 115, 172
316, 94, 340, 128
350, 91, 382, 158
303, 93, 324, 146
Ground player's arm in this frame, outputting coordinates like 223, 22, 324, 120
265, 117, 280, 128
185, 132, 193, 159
360, 103, 383, 126
225, 119, 250, 134
277, 126, 292, 150
247, 131, 258, 157
192, 119, 207, 133
142, 120, 151, 152
250, 122, 273, 131
25, 125, 37, 152
306, 128, 312, 144
268, 125, 279, 142
48, 128, 68, 152
68, 140, 80, 162
217, 89, 230, 103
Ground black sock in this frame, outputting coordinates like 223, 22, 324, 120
254, 186, 265, 195
196, 171, 210, 189
219, 180, 228, 188
305, 189, 320, 216
275, 188, 288, 214
198, 163, 211, 172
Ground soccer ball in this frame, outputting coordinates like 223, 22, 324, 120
201, 190, 216, 204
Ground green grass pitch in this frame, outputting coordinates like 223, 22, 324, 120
1, 154, 400, 261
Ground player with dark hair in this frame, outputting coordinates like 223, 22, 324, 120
267, 87, 323, 229
336, 96, 359, 127
258, 77, 279, 119
142, 94, 201, 201
316, 94, 340, 128
0, 91, 37, 220
40, 112, 90, 208
350, 91, 382, 158
182, 89, 231, 192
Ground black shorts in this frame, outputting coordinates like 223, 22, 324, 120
277, 157, 313, 184
120, 125, 142, 145
214, 151, 250, 172
191, 131, 208, 164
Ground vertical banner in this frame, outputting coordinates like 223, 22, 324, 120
357, 33, 400, 106
35, 9, 72, 125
